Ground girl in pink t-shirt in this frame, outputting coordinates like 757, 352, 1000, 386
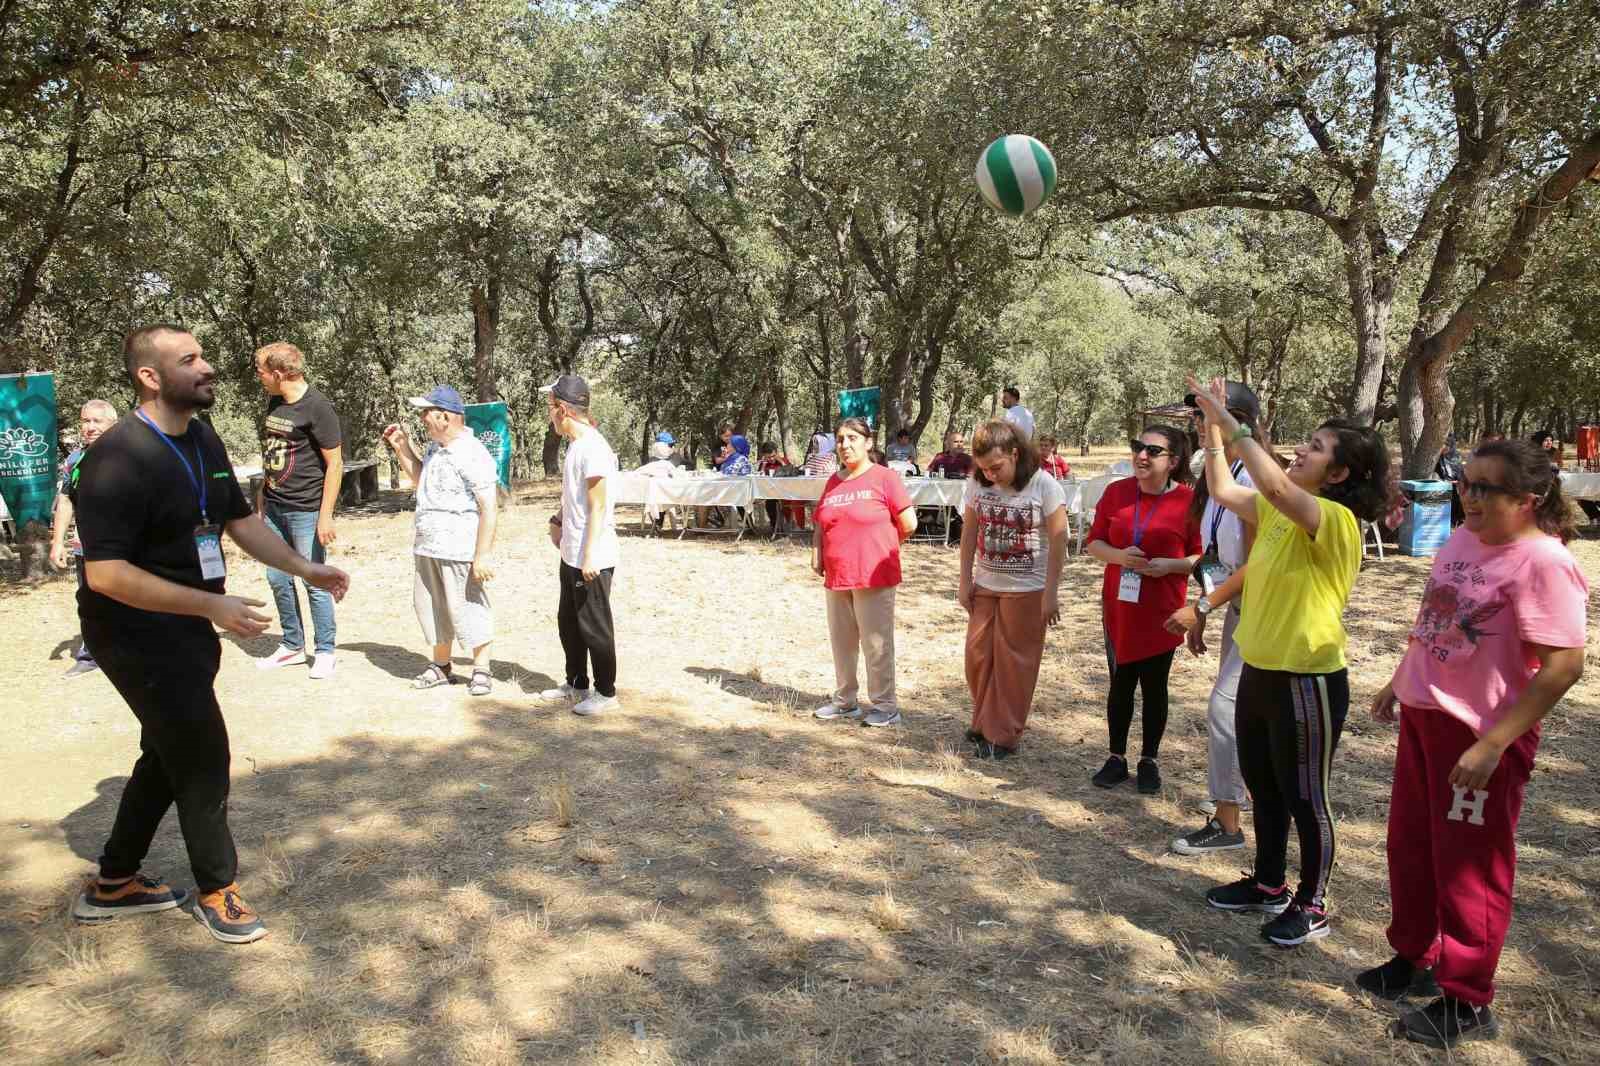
812, 418, 917, 728
1359, 440, 1589, 1050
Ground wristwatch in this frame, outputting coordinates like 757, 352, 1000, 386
1195, 597, 1214, 618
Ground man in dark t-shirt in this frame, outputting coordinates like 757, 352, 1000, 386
71, 324, 348, 945
253, 342, 344, 677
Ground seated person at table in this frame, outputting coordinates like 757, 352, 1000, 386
700, 433, 752, 529
637, 440, 678, 479
758, 441, 804, 533
869, 446, 889, 467
804, 432, 838, 477
886, 429, 916, 464
757, 441, 787, 476
928, 432, 974, 479
1039, 435, 1072, 479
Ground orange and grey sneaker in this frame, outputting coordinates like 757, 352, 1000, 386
72, 872, 191, 924
192, 883, 268, 944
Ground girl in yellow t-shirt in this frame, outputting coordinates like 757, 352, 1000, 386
1186, 376, 1390, 949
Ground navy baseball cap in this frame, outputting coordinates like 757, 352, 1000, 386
408, 385, 466, 415
541, 374, 591, 406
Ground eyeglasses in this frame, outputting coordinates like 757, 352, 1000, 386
1129, 440, 1169, 458
1455, 478, 1522, 501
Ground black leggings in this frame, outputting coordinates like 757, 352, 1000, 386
1105, 648, 1175, 760
1236, 663, 1349, 910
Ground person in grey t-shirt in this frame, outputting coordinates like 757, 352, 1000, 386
382, 385, 499, 696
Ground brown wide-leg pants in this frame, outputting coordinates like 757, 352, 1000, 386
964, 588, 1047, 748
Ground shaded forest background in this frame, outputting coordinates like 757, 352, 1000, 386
5, 0, 1599, 481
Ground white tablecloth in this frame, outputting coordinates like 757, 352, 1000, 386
1561, 471, 1600, 501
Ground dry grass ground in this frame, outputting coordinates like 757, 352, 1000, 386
1, 448, 1597, 1065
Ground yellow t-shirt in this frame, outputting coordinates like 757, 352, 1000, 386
1234, 493, 1362, 674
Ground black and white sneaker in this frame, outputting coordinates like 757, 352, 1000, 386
1091, 755, 1129, 788
1171, 818, 1246, 856
1396, 996, 1498, 1049
1355, 955, 1440, 1001
1260, 901, 1330, 946
1205, 875, 1291, 915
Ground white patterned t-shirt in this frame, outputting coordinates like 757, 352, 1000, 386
963, 468, 1065, 592
414, 433, 498, 561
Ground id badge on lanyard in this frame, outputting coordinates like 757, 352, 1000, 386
1117, 569, 1142, 603
195, 524, 226, 580
1196, 546, 1230, 598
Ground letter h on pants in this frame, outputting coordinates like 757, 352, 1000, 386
558, 561, 617, 697
1386, 704, 1535, 1007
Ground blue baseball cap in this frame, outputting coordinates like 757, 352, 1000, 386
408, 385, 466, 415
655, 431, 675, 445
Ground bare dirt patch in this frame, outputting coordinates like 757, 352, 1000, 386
2, 466, 1597, 1065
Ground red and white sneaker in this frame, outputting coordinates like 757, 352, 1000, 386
256, 646, 306, 671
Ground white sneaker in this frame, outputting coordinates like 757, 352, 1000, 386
572, 693, 619, 717
539, 684, 589, 703
814, 702, 863, 721
256, 646, 306, 670
308, 653, 336, 680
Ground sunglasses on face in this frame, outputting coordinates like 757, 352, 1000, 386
1455, 478, 1522, 501
1129, 440, 1169, 458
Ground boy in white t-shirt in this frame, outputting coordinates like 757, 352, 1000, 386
539, 375, 621, 716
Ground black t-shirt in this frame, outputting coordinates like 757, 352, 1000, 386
262, 387, 342, 511
75, 414, 252, 627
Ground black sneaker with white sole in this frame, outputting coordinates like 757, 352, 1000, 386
1396, 996, 1498, 1049
1204, 875, 1291, 914
1171, 818, 1246, 856
1260, 901, 1330, 946
1355, 955, 1440, 1001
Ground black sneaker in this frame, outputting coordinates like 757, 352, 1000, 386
964, 728, 982, 743
1136, 757, 1161, 794
1396, 996, 1498, 1049
1091, 755, 1129, 788
1171, 818, 1246, 856
972, 740, 1014, 760
1356, 955, 1440, 1001
1205, 875, 1291, 914
1260, 901, 1330, 946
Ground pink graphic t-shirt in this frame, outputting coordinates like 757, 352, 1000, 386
1392, 528, 1590, 736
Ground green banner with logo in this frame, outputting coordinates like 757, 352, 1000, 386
464, 401, 512, 489
0, 372, 58, 528
838, 386, 882, 430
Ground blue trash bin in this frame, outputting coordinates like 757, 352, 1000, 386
1398, 479, 1453, 556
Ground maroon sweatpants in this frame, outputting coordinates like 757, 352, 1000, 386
1386, 704, 1538, 1006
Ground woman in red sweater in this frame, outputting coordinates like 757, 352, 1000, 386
1086, 425, 1201, 793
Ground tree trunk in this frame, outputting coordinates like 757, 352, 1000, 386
943, 378, 965, 442
1397, 343, 1455, 479
773, 368, 792, 460
1342, 234, 1392, 425
541, 428, 561, 478
469, 276, 501, 403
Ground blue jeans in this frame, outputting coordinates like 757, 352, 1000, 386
262, 503, 336, 654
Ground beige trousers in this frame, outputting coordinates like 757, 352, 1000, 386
824, 586, 897, 712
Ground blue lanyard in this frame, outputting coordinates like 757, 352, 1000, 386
135, 410, 208, 523
1130, 490, 1156, 547
1205, 462, 1244, 547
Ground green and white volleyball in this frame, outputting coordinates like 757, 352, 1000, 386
974, 135, 1057, 217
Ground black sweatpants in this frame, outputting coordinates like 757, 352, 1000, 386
1236, 663, 1349, 910
83, 618, 238, 894
558, 561, 617, 697
1105, 646, 1175, 760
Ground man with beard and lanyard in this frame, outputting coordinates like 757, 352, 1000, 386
70, 324, 350, 944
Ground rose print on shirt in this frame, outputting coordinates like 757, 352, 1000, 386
1413, 561, 1507, 663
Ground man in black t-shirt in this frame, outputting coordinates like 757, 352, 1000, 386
253, 341, 344, 678
71, 324, 349, 945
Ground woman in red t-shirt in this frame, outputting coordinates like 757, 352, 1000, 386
1086, 425, 1201, 794
812, 418, 918, 727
